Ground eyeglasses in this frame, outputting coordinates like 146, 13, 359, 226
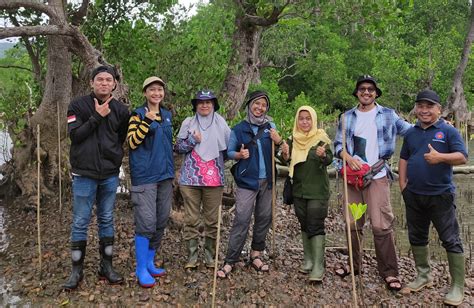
358, 87, 376, 93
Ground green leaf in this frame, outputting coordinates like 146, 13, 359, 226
348, 203, 367, 221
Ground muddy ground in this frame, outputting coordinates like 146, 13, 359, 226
0, 191, 473, 307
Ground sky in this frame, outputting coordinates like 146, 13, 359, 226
0, 0, 209, 43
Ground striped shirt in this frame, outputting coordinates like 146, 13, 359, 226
127, 114, 154, 150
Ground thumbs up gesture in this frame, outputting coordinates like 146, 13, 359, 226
424, 144, 441, 164
238, 144, 250, 160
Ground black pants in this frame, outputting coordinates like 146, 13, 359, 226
293, 197, 328, 238
402, 189, 463, 253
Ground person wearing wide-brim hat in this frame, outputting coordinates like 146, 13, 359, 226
217, 90, 284, 278
334, 75, 411, 291
399, 89, 468, 306
174, 90, 230, 269
128, 76, 174, 288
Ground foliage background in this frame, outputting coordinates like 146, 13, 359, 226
1, 0, 473, 138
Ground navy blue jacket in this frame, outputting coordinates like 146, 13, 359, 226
129, 106, 174, 186
231, 121, 273, 191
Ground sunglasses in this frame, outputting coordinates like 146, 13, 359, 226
358, 87, 376, 93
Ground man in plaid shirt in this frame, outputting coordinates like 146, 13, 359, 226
333, 75, 411, 291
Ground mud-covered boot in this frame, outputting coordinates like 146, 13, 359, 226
406, 245, 432, 292
185, 239, 199, 269
443, 252, 465, 306
98, 237, 124, 284
309, 235, 325, 282
63, 241, 86, 290
300, 232, 313, 274
204, 237, 216, 268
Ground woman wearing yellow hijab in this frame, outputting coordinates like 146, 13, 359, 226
281, 105, 333, 282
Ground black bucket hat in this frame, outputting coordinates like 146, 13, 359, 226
191, 90, 219, 112
352, 75, 382, 98
245, 90, 271, 111
415, 89, 441, 105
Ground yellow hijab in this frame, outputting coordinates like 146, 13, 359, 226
289, 106, 332, 177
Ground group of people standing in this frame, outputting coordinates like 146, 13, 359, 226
63, 65, 468, 306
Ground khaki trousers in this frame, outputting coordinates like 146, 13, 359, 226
180, 185, 223, 241
344, 177, 398, 278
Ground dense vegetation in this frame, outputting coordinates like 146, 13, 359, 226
0, 0, 473, 201
1, 0, 473, 137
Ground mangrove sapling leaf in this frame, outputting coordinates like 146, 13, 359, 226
349, 202, 367, 221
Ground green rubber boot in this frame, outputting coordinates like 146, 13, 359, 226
443, 252, 465, 306
185, 239, 199, 269
299, 232, 313, 274
309, 235, 325, 282
406, 245, 432, 292
204, 237, 216, 268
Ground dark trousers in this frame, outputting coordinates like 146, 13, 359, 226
293, 197, 328, 237
402, 189, 463, 254
224, 180, 272, 264
131, 179, 173, 250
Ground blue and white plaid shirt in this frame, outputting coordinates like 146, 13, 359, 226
334, 103, 412, 161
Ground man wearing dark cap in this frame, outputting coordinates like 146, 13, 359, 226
399, 89, 467, 306
334, 75, 411, 291
64, 65, 129, 290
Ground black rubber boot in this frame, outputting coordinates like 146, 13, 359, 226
97, 237, 124, 284
63, 241, 86, 290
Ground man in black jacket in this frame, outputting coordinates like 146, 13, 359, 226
63, 65, 129, 290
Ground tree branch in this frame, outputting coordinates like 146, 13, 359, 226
0, 64, 33, 72
7, 14, 43, 85
0, 25, 74, 39
0, 0, 59, 21
70, 0, 90, 26
68, 26, 103, 70
242, 1, 292, 27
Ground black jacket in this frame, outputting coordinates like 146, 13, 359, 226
67, 93, 130, 179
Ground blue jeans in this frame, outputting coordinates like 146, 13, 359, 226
71, 175, 119, 242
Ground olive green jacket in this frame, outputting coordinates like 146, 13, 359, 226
286, 139, 333, 200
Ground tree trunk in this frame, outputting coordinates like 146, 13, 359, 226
221, 1, 288, 120
443, 3, 474, 127
0, 0, 111, 205
221, 17, 263, 120
9, 0, 72, 204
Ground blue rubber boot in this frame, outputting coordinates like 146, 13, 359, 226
147, 249, 166, 277
135, 236, 155, 288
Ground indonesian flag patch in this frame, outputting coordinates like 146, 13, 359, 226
67, 115, 76, 124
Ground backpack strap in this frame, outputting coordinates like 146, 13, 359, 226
243, 123, 271, 149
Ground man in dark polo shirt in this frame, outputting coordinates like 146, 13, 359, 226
398, 89, 468, 306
